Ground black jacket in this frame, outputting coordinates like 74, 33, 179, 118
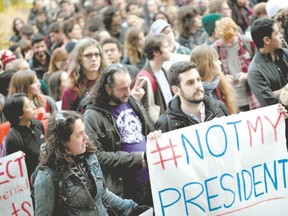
155, 95, 230, 133
83, 96, 153, 197
5, 120, 45, 177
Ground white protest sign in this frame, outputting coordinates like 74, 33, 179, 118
0, 151, 34, 215
147, 105, 288, 216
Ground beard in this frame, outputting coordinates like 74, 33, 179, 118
36, 51, 46, 59
109, 93, 129, 105
181, 89, 204, 104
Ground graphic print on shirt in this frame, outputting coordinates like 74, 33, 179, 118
116, 108, 145, 144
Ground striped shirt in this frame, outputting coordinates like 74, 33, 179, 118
155, 69, 173, 106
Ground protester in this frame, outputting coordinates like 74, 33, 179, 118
103, 5, 127, 45
61, 38, 107, 112
0, 50, 17, 70
177, 4, 206, 50
135, 33, 173, 123
48, 70, 69, 104
0, 70, 16, 123
62, 18, 83, 45
29, 33, 51, 79
209, 0, 232, 18
191, 45, 238, 114
123, 27, 147, 69
3, 93, 45, 177
8, 69, 57, 118
83, 64, 154, 205
202, 13, 222, 45
34, 110, 151, 216
42, 47, 69, 84
149, 19, 191, 55
275, 7, 288, 47
18, 23, 35, 43
212, 17, 259, 111
248, 18, 288, 107
10, 17, 25, 42
10, 58, 30, 71
47, 21, 65, 52
101, 37, 139, 80
155, 61, 230, 132
228, 0, 252, 32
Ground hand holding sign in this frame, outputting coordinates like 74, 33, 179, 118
147, 130, 162, 140
147, 105, 288, 216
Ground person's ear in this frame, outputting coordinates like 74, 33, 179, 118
105, 84, 111, 95
153, 50, 160, 57
263, 36, 270, 45
172, 85, 180, 96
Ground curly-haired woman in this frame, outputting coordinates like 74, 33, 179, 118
34, 111, 150, 216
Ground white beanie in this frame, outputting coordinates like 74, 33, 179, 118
266, 0, 288, 18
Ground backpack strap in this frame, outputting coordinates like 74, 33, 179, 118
241, 35, 255, 57
137, 70, 157, 93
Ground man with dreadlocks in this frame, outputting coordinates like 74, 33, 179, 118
83, 64, 154, 206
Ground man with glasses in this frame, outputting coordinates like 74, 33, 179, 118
83, 64, 154, 206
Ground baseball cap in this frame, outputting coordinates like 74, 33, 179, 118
0, 50, 17, 69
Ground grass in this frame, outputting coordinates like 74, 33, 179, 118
0, 1, 31, 49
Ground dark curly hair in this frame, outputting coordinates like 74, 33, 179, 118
39, 111, 96, 172
177, 5, 200, 37
89, 64, 129, 107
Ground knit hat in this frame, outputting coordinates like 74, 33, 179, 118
202, 13, 222, 36
266, 0, 288, 18
150, 19, 170, 34
20, 24, 34, 35
0, 50, 17, 68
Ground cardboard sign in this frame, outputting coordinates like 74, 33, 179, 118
147, 105, 288, 216
0, 151, 34, 215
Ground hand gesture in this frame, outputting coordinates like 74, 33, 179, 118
131, 76, 146, 100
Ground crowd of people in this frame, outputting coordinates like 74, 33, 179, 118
1, 0, 288, 214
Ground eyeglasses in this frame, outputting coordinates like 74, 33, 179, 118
82, 52, 100, 60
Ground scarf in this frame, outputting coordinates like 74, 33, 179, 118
202, 78, 220, 98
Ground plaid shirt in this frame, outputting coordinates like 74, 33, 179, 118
213, 33, 260, 109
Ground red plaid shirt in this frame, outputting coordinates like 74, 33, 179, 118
213, 33, 260, 110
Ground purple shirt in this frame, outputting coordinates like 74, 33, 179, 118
110, 103, 149, 186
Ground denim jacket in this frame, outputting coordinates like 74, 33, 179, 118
34, 153, 136, 216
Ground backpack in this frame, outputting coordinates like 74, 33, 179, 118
135, 70, 157, 93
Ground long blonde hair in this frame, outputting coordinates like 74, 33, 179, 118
124, 27, 144, 66
191, 45, 238, 114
